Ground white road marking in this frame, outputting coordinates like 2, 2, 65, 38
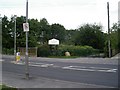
62, 66, 117, 73
10, 61, 117, 73
12, 61, 54, 68
52, 65, 61, 68
0, 59, 4, 62
29, 64, 43, 67
29, 64, 54, 68
107, 69, 117, 72
29, 62, 45, 64
12, 61, 58, 68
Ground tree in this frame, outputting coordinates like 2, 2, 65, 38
15, 16, 26, 47
2, 16, 13, 49
50, 23, 66, 43
39, 18, 50, 44
75, 24, 105, 50
111, 23, 120, 53
29, 19, 39, 47
65, 29, 79, 45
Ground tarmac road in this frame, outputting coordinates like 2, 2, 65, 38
2, 55, 119, 88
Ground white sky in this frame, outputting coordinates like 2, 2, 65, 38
0, 0, 119, 32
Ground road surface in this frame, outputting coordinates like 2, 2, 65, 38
2, 55, 119, 88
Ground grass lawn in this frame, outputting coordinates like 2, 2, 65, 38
0, 84, 17, 90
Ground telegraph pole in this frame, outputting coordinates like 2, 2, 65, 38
107, 2, 111, 58
25, 0, 29, 79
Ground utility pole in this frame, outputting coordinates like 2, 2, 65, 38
25, 0, 29, 79
118, 2, 120, 54
14, 15, 17, 61
118, 2, 120, 26
107, 2, 111, 58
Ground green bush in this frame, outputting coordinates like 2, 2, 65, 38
2, 48, 14, 55
37, 44, 51, 57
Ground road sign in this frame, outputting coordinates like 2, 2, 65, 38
23, 23, 29, 32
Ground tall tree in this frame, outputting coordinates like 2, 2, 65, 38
29, 19, 39, 46
2, 16, 13, 49
111, 23, 120, 53
39, 18, 50, 44
15, 16, 26, 47
65, 29, 79, 45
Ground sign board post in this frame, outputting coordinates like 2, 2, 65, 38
48, 38, 59, 45
48, 38, 59, 56
24, 0, 29, 80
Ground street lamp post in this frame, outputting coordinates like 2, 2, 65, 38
0, 14, 2, 55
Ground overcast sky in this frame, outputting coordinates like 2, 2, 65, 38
0, 0, 119, 32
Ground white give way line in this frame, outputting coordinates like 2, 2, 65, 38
0, 59, 4, 62
11, 61, 54, 68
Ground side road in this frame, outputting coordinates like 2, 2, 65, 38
2, 71, 112, 88
2, 55, 118, 65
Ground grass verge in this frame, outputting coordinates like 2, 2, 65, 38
48, 56, 79, 59
0, 84, 17, 90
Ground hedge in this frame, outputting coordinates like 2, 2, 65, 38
37, 44, 98, 57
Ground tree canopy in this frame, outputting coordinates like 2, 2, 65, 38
74, 24, 105, 50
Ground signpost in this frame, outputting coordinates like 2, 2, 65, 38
23, 0, 29, 79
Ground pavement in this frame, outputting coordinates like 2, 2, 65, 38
2, 71, 113, 88
1, 55, 119, 88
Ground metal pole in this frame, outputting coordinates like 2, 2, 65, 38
0, 14, 2, 55
107, 2, 111, 58
14, 15, 17, 61
25, 0, 29, 79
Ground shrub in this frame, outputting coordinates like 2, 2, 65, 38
57, 45, 98, 57
2, 48, 14, 55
